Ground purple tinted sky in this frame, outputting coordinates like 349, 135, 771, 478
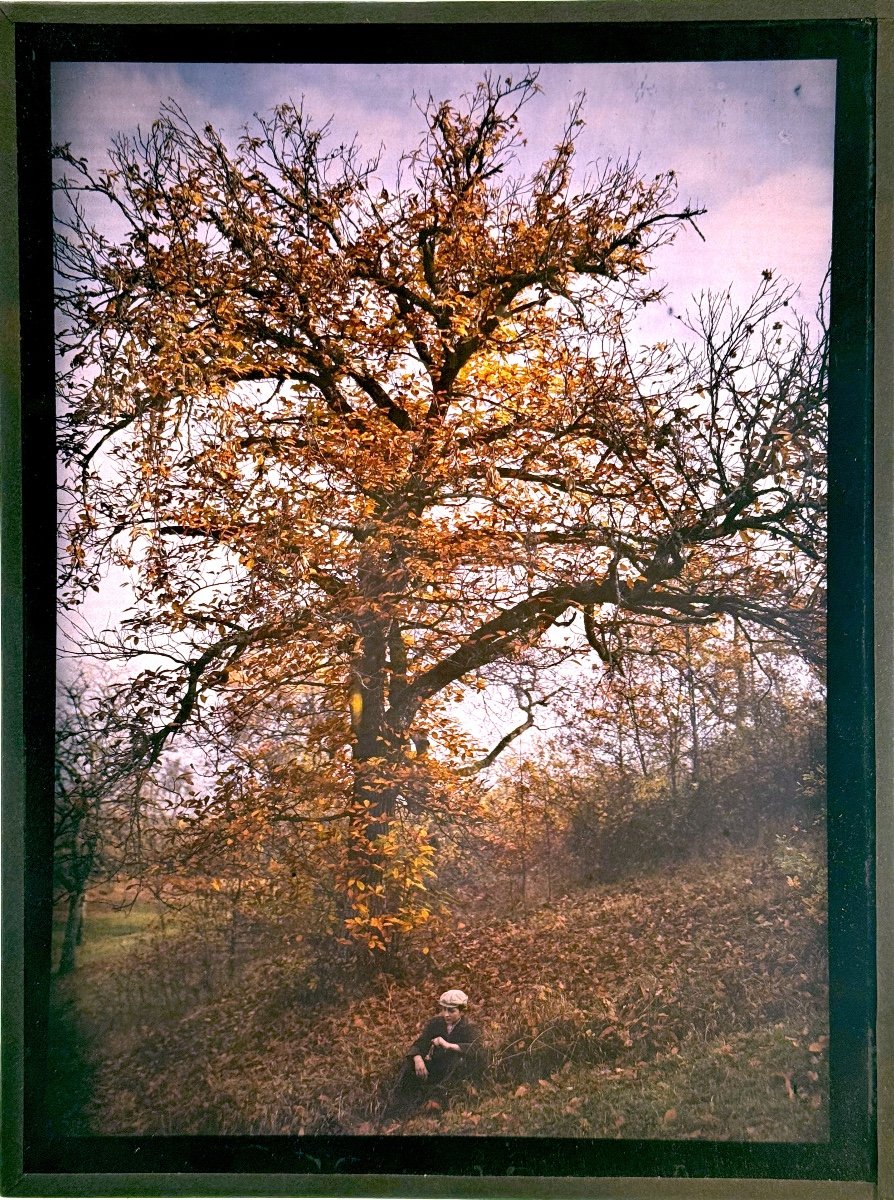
53, 59, 836, 318
52, 59, 836, 718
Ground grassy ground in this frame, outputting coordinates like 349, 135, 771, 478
52, 894, 169, 970
52, 839, 828, 1141
410, 1026, 827, 1140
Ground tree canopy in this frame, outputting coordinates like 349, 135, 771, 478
55, 73, 827, 953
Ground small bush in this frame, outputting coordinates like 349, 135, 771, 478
488, 988, 596, 1082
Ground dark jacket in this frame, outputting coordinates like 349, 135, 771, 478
406, 1014, 483, 1082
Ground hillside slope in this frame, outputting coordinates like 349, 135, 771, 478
62, 839, 827, 1140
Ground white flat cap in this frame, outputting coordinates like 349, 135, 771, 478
439, 988, 469, 1007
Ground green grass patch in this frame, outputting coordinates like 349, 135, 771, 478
52, 898, 172, 969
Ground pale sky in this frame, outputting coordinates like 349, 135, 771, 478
52, 59, 836, 313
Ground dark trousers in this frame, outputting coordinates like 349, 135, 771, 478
384, 1058, 455, 1118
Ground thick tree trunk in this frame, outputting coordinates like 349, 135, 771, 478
345, 612, 411, 969
350, 625, 397, 832
58, 889, 86, 976
684, 626, 701, 785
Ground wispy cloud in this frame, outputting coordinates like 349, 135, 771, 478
52, 58, 835, 321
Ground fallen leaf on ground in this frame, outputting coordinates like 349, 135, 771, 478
777, 1071, 795, 1100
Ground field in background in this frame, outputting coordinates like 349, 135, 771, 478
52, 893, 168, 972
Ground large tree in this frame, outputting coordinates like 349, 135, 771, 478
55, 75, 826, 948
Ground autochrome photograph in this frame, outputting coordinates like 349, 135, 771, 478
48, 54, 837, 1143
